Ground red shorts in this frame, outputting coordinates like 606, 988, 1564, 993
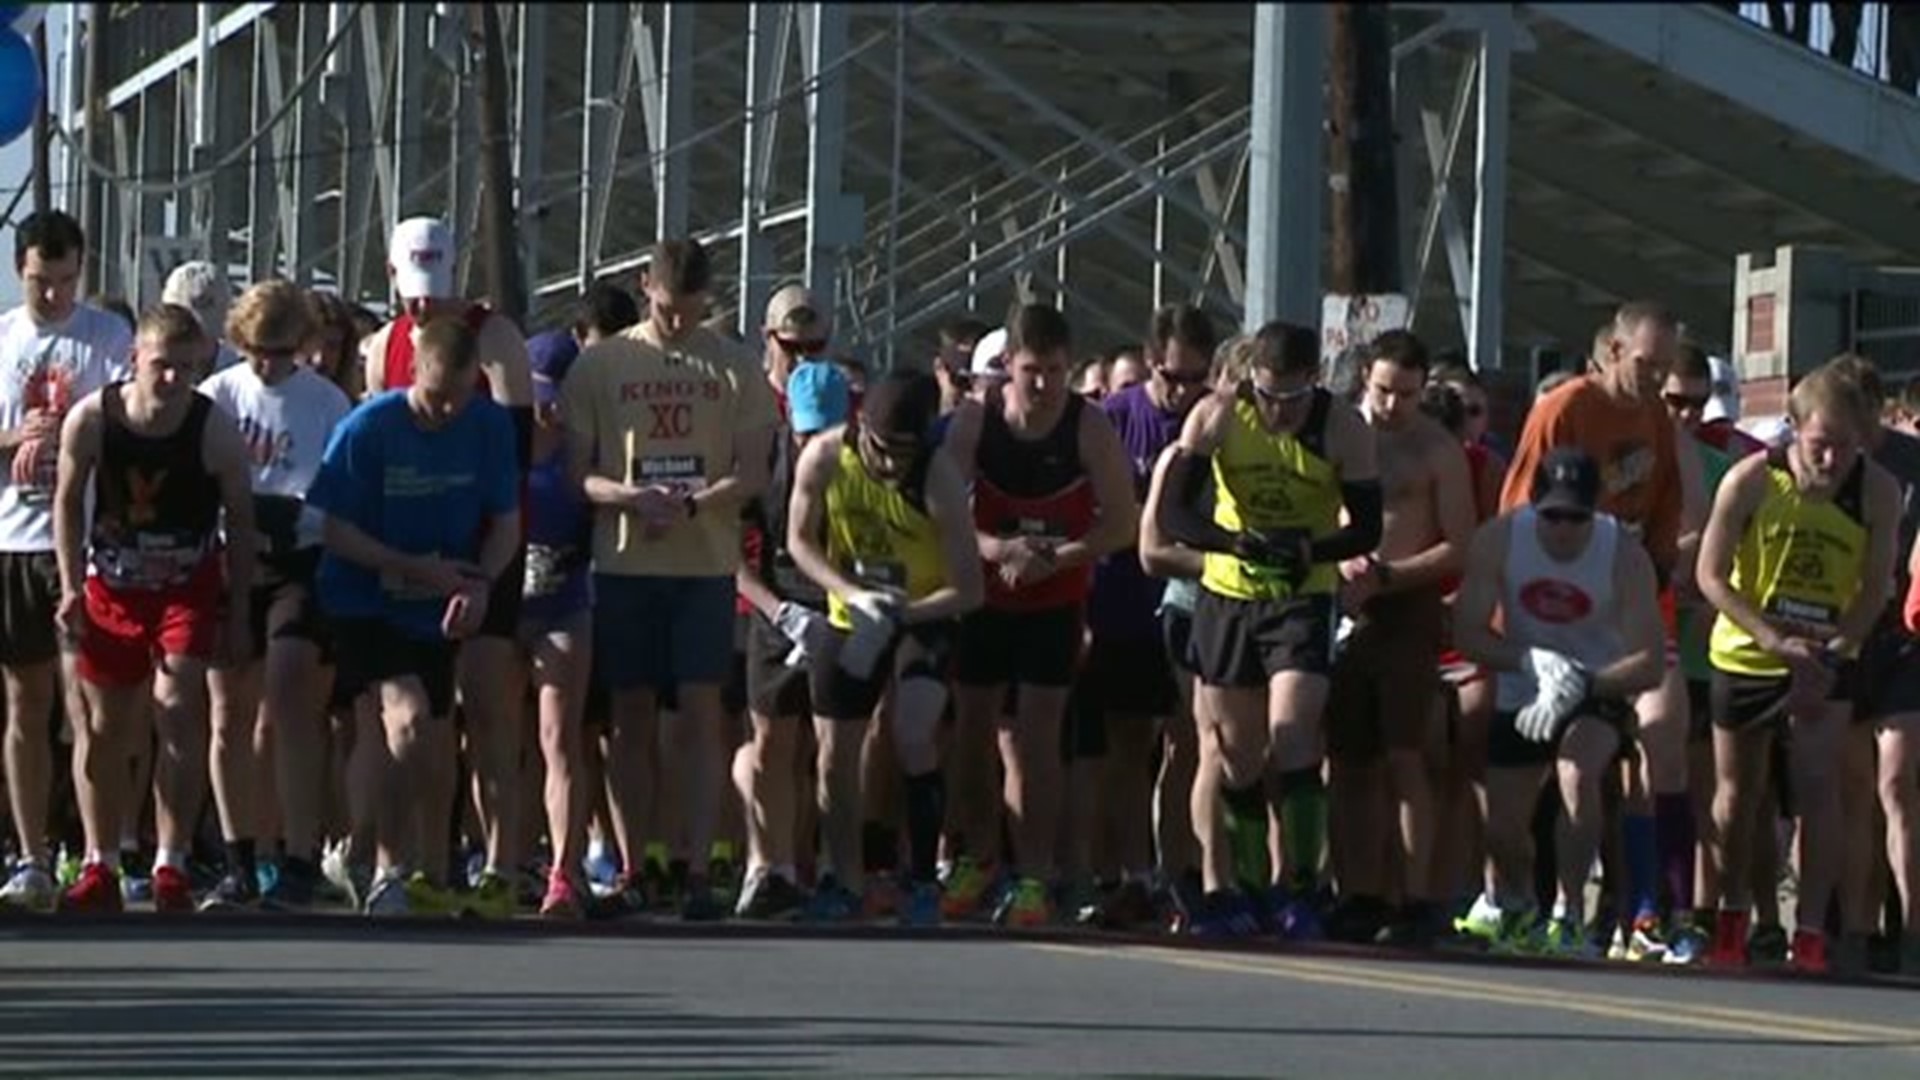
77, 562, 224, 686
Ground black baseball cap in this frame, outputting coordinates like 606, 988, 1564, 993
862, 370, 941, 444
1532, 447, 1600, 514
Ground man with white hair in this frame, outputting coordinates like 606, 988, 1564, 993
161, 260, 241, 378
359, 216, 535, 915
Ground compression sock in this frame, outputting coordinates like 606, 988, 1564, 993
1277, 767, 1327, 894
1624, 813, 1659, 921
1220, 779, 1271, 891
1655, 793, 1695, 914
903, 770, 946, 886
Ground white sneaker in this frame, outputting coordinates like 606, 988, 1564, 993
323, 840, 373, 909
364, 871, 410, 917
0, 862, 55, 912
734, 865, 770, 918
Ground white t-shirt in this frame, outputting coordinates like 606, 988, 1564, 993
0, 304, 133, 552
200, 361, 352, 550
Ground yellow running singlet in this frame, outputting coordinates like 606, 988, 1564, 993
1199, 388, 1344, 602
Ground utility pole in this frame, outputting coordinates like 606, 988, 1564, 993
473, 2, 526, 326
1326, 3, 1400, 296
30, 18, 51, 214
82, 3, 105, 293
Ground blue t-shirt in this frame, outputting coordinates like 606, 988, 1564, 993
308, 390, 519, 639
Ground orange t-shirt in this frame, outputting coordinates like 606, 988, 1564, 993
1498, 376, 1682, 575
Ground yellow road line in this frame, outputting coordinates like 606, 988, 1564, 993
1029, 944, 1920, 1046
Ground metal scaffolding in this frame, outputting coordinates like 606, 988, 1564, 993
46, 2, 1920, 366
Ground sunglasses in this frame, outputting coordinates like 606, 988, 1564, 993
1252, 381, 1315, 404
1539, 508, 1593, 525
1663, 391, 1710, 410
774, 336, 829, 355
1464, 403, 1486, 418
1158, 366, 1212, 387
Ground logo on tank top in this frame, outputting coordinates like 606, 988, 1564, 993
1519, 578, 1593, 624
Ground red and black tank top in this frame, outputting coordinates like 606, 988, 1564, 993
382, 304, 495, 395
90, 385, 221, 590
973, 395, 1096, 611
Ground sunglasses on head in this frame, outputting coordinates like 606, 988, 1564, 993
1252, 381, 1315, 404
1663, 391, 1710, 410
1539, 508, 1592, 525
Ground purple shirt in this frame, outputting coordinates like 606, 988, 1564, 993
1088, 383, 1185, 644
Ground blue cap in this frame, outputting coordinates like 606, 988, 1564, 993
528, 330, 580, 405
787, 359, 851, 435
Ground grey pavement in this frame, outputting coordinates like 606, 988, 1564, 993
0, 919, 1915, 1077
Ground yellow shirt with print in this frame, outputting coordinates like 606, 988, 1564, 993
561, 322, 779, 578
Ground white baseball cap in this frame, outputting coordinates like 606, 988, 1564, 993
1703, 355, 1740, 424
970, 327, 1010, 379
388, 217, 457, 300
160, 260, 231, 339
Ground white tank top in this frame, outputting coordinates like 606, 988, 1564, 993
1495, 506, 1626, 712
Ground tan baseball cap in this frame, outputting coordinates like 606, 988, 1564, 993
765, 284, 831, 345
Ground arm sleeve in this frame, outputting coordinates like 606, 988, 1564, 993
1157, 449, 1240, 555
1307, 479, 1384, 563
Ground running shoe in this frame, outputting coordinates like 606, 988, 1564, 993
1706, 909, 1751, 968
1451, 892, 1504, 944
54, 848, 81, 889
1187, 889, 1263, 938
1747, 921, 1789, 967
1900, 935, 1920, 977
254, 860, 280, 898
736, 868, 806, 921
901, 882, 942, 928
1325, 893, 1394, 944
262, 858, 318, 912
587, 873, 650, 920
538, 872, 584, 920
364, 871, 410, 916
679, 880, 727, 923
462, 871, 517, 920
119, 858, 151, 904
0, 860, 56, 912
1488, 909, 1545, 955
1623, 914, 1669, 963
992, 876, 1054, 929
1534, 917, 1601, 960
152, 865, 194, 914
1086, 879, 1157, 931
861, 872, 901, 920
1829, 932, 1870, 977
939, 856, 996, 920
804, 876, 861, 923
403, 872, 456, 916
56, 862, 123, 915
583, 847, 623, 898
322, 840, 372, 910
198, 871, 260, 913
1663, 921, 1708, 966
1269, 887, 1326, 942
1789, 928, 1829, 975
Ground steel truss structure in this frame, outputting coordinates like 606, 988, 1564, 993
47, 3, 1920, 368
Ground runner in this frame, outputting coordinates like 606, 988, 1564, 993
52, 303, 257, 914
787, 369, 985, 925
307, 317, 520, 915
571, 281, 641, 348
942, 303, 1140, 927
562, 237, 778, 921
732, 360, 849, 921
1158, 319, 1382, 937
516, 331, 597, 918
364, 217, 536, 913
1325, 331, 1475, 948
1453, 448, 1666, 955
1824, 354, 1920, 975
0, 211, 131, 911
1500, 301, 1687, 959
1698, 359, 1900, 973
1081, 303, 1217, 930
933, 318, 989, 416
198, 282, 352, 910
161, 260, 240, 379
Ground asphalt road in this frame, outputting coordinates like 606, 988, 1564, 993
0, 918, 1915, 1077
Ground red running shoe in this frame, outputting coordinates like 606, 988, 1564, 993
152, 865, 194, 913
56, 863, 125, 914
1790, 928, 1829, 974
1707, 909, 1750, 969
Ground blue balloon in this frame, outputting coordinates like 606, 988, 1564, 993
0, 27, 38, 149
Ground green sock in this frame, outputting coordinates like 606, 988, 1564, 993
1278, 767, 1326, 893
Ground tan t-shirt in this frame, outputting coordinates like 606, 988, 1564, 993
563, 322, 778, 578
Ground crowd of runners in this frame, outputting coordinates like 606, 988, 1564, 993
2, 206, 1918, 980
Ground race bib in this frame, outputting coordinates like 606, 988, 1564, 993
633, 454, 709, 496
524, 542, 578, 599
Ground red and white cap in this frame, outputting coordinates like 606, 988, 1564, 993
388, 217, 456, 300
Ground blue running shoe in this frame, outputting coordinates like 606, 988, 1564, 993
1188, 889, 1262, 938
804, 876, 860, 923
901, 882, 942, 928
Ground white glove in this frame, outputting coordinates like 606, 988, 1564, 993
1515, 647, 1589, 743
774, 601, 829, 668
838, 590, 902, 681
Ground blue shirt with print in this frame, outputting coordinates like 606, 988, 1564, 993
309, 390, 518, 640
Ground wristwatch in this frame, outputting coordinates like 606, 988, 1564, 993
1367, 554, 1393, 588
683, 494, 699, 519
